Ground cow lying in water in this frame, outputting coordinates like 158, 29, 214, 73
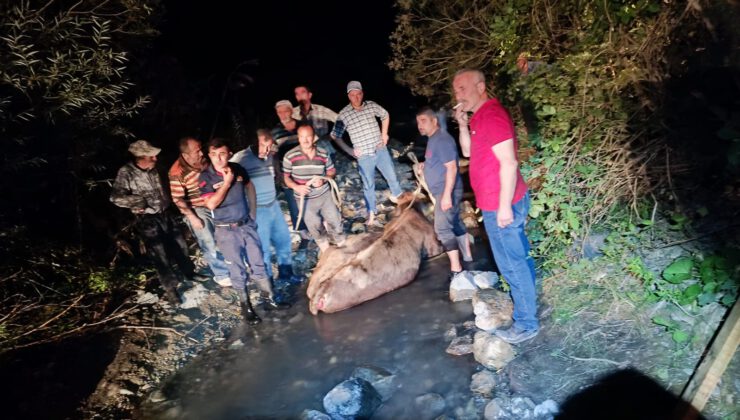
307, 192, 444, 315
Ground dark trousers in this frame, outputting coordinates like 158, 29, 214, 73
433, 188, 467, 252
214, 218, 269, 291
136, 212, 194, 291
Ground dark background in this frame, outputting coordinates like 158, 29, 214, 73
145, 0, 425, 148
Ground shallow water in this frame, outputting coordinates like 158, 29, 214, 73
152, 254, 480, 419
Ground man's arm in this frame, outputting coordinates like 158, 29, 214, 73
454, 108, 471, 157
170, 175, 204, 228
440, 161, 458, 211
492, 139, 518, 227
283, 174, 310, 196
245, 180, 257, 220
110, 168, 146, 213
319, 104, 338, 123
380, 115, 390, 145
204, 167, 234, 210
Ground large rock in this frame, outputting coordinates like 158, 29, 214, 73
300, 409, 332, 420
472, 271, 499, 289
180, 283, 208, 309
533, 399, 559, 417
350, 365, 396, 402
470, 370, 497, 397
472, 289, 513, 332
323, 378, 382, 419
483, 398, 504, 420
473, 331, 516, 370
450, 272, 477, 302
509, 396, 536, 419
446, 335, 474, 356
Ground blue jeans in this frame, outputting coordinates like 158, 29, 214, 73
255, 200, 293, 279
482, 193, 538, 331
184, 207, 230, 282
357, 146, 403, 213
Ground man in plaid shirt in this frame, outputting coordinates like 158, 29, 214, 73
331, 81, 403, 226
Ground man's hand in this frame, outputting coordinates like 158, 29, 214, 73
440, 194, 453, 212
454, 107, 469, 125
222, 165, 234, 184
309, 177, 325, 188
497, 205, 514, 228
293, 184, 311, 196
353, 148, 361, 158
187, 214, 204, 230
381, 132, 389, 145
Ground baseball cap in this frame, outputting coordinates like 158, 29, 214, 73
346, 81, 363, 93
274, 99, 293, 109
128, 140, 161, 157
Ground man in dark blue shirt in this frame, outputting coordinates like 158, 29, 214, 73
416, 108, 472, 278
200, 138, 288, 325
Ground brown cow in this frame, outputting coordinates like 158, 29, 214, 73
307, 192, 444, 314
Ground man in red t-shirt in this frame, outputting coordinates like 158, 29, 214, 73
453, 69, 539, 344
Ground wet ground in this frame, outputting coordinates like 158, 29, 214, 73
144, 254, 482, 419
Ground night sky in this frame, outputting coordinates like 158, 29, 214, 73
155, 0, 424, 139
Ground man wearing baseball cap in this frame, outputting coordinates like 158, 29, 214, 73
331, 81, 403, 226
111, 140, 203, 304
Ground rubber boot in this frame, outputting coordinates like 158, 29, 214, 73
457, 234, 473, 262
253, 277, 290, 310
278, 264, 302, 285
237, 289, 261, 325
161, 276, 182, 305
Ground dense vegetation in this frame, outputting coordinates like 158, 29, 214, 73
389, 0, 739, 266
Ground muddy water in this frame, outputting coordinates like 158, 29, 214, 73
150, 254, 480, 419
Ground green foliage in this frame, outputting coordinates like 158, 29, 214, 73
629, 250, 739, 310
389, 0, 715, 266
0, 0, 159, 229
662, 258, 694, 284
87, 270, 112, 293
0, 0, 157, 146
652, 316, 689, 344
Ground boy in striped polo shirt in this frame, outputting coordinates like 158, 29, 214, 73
283, 124, 346, 252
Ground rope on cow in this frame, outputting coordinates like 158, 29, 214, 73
407, 152, 436, 207
293, 176, 342, 233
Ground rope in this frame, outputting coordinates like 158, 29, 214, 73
407, 152, 436, 206
293, 176, 342, 232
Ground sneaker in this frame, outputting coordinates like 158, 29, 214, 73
214, 277, 233, 287
190, 273, 212, 283
495, 326, 539, 344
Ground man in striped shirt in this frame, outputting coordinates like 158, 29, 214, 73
331, 81, 403, 226
283, 124, 345, 252
272, 100, 309, 240
168, 137, 231, 287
